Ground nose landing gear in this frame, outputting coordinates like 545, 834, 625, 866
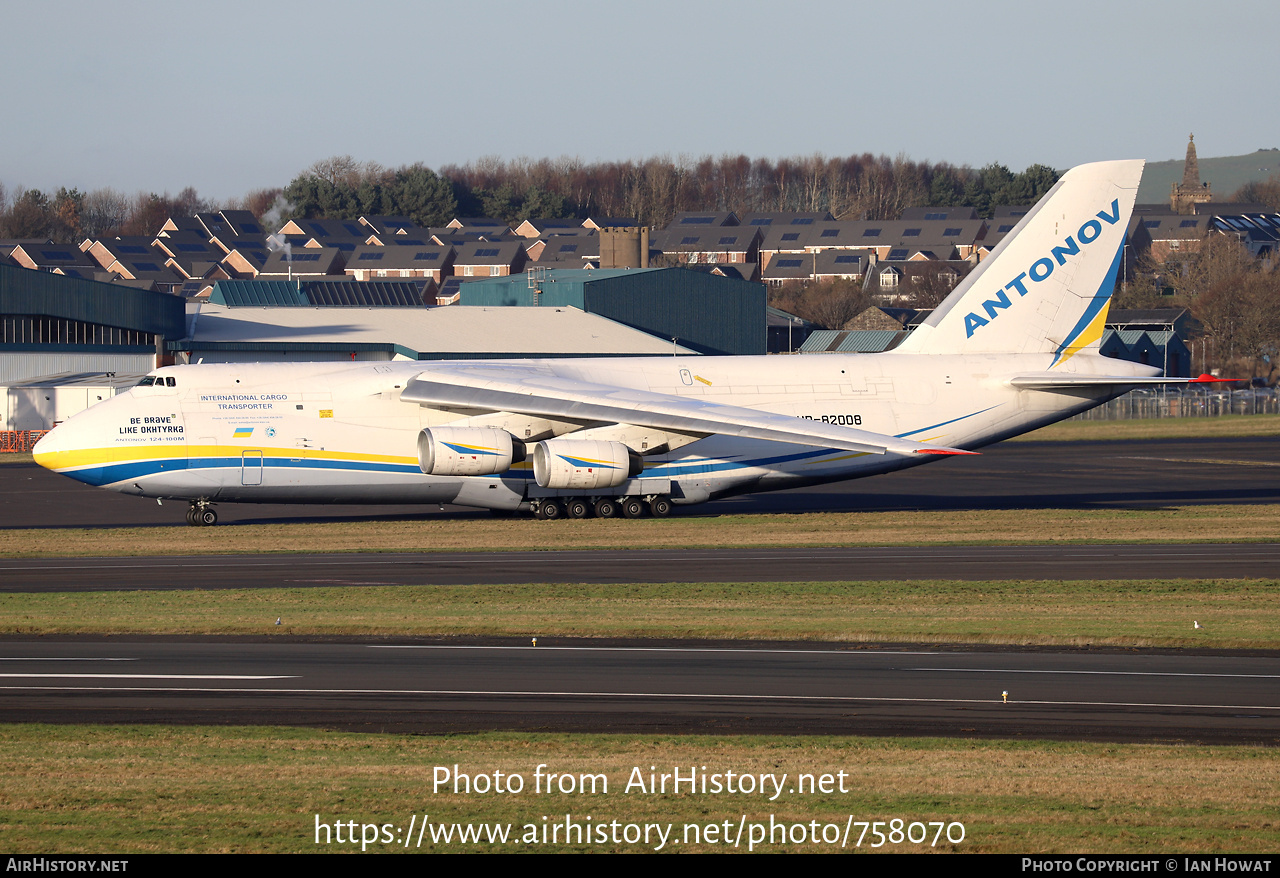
185, 501, 217, 527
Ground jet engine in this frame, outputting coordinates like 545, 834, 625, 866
417, 427, 523, 476
532, 439, 643, 490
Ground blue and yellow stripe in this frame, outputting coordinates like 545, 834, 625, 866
1049, 242, 1124, 369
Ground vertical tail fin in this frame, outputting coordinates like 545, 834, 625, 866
894, 160, 1142, 364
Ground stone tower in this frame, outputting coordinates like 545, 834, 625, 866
1170, 133, 1212, 214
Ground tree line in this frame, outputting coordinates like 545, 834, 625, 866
280, 153, 1062, 230
1, 153, 1063, 241
14, 156, 1280, 245
0, 182, 280, 243
436, 154, 1061, 228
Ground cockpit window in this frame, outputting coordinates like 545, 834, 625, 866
135, 376, 177, 388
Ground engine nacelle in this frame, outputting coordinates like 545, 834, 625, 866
418, 427, 523, 476
533, 439, 643, 490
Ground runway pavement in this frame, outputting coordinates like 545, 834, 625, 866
3, 433, 1278, 742
1, 638, 1276, 743
3, 544, 1280, 591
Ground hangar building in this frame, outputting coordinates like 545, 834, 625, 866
457, 267, 766, 356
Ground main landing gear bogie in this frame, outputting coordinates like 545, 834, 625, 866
186, 502, 218, 527
531, 495, 673, 521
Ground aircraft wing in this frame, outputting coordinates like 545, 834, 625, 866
402, 363, 974, 456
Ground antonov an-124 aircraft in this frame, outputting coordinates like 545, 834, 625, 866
34, 160, 1210, 524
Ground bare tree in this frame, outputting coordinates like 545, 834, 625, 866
308, 155, 368, 188
1195, 269, 1280, 378
774, 278, 870, 329
1232, 171, 1280, 211
904, 263, 969, 309
1169, 233, 1257, 299
81, 188, 132, 238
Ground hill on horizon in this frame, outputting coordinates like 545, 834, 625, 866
1136, 148, 1280, 205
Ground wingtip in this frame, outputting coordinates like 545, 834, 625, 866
913, 448, 980, 456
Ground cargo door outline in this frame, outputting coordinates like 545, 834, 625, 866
241, 450, 263, 485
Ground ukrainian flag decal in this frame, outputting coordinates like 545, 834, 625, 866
233, 427, 254, 439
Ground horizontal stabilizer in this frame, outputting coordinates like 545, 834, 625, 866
1008, 372, 1235, 389
403, 364, 972, 456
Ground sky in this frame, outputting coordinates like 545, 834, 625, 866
2, 0, 1277, 202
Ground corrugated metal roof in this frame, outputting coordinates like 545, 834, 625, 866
211, 281, 308, 307
833, 330, 900, 352
304, 281, 424, 307
1143, 330, 1174, 345
6, 371, 147, 389
0, 263, 184, 339
0, 352, 156, 385
799, 331, 841, 352
798, 329, 900, 353
1116, 329, 1156, 347
211, 279, 427, 307
765, 305, 811, 328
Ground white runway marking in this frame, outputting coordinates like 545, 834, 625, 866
0, 674, 296, 680
910, 667, 1280, 680
370, 644, 941, 656
1121, 456, 1280, 468
0, 657, 137, 661
0, 684, 1276, 713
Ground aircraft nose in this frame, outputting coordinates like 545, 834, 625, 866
31, 417, 108, 485
31, 423, 65, 471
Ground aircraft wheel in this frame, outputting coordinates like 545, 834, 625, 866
620, 497, 647, 519
593, 498, 619, 519
650, 496, 673, 518
537, 500, 564, 521
565, 498, 591, 519
185, 508, 197, 526
198, 508, 218, 527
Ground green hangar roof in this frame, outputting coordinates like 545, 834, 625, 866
0, 263, 186, 340
458, 267, 765, 355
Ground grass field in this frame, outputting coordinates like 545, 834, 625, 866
2, 726, 1276, 853
0, 503, 1277, 557
2, 578, 1275, 649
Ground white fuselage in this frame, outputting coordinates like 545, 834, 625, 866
32, 350, 1155, 512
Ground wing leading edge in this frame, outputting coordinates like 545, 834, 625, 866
401, 364, 974, 456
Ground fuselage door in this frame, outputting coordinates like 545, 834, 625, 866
241, 450, 263, 485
